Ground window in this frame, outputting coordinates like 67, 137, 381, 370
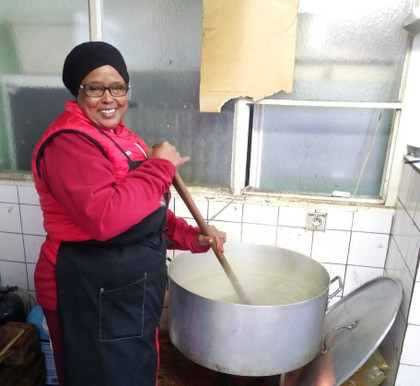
0, 0, 414, 204
243, 0, 412, 201
101, 0, 234, 187
0, 0, 88, 172
249, 103, 397, 197
0, 0, 234, 188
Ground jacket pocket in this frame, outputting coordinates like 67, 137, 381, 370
99, 274, 146, 342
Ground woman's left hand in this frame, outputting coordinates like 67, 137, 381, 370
197, 225, 227, 252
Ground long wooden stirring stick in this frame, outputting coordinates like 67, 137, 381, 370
172, 172, 252, 305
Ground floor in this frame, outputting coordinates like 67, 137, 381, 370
158, 334, 280, 386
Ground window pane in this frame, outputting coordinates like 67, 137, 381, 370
250, 104, 395, 197
0, 0, 88, 172
270, 0, 412, 102
102, 0, 233, 187
250, 0, 411, 199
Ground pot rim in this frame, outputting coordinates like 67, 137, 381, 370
169, 243, 331, 307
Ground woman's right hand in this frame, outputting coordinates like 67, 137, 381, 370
147, 141, 190, 168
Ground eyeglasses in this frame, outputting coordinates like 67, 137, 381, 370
79, 83, 130, 97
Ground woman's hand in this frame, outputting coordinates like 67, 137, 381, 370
147, 141, 190, 168
197, 225, 227, 252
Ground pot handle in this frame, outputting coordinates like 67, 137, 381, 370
321, 321, 358, 355
328, 275, 343, 302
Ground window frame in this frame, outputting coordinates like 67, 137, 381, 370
232, 98, 405, 206
88, 0, 102, 40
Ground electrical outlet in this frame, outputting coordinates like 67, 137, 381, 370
306, 212, 327, 231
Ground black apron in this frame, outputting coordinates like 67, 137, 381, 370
56, 147, 170, 385
56, 208, 169, 386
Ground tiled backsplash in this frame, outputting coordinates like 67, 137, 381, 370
2, 177, 418, 384
385, 161, 420, 385
0, 182, 45, 291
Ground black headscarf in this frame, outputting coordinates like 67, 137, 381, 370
62, 41, 129, 97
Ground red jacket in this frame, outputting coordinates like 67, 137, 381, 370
32, 101, 207, 310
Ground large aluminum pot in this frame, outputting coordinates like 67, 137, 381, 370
168, 243, 340, 376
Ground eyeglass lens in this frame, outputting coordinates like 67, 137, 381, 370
81, 84, 129, 97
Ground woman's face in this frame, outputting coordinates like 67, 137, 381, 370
77, 65, 128, 130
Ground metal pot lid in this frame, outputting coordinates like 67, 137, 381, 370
289, 275, 403, 386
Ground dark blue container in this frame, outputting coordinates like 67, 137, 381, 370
27, 305, 59, 385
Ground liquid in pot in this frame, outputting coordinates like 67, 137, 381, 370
177, 268, 325, 306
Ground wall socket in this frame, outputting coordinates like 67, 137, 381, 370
306, 212, 327, 231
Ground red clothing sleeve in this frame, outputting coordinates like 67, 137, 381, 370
40, 132, 175, 240
164, 210, 209, 253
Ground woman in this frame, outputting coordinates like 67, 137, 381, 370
31, 41, 226, 386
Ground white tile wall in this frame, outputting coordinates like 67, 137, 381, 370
348, 232, 389, 267
23, 234, 45, 264
344, 265, 384, 295
208, 201, 243, 223
18, 184, 40, 205
401, 268, 416, 320
392, 200, 412, 259
0, 232, 25, 262
406, 227, 420, 279
387, 161, 420, 385
26, 263, 36, 291
414, 180, 420, 227
409, 282, 420, 325
324, 208, 353, 231
0, 184, 18, 203
386, 238, 412, 321
278, 205, 307, 227
0, 202, 22, 233
400, 325, 420, 366
276, 226, 312, 256
173, 197, 208, 219
20, 204, 46, 236
243, 203, 279, 225
0, 178, 408, 385
406, 166, 420, 220
396, 365, 420, 386
241, 223, 277, 245
0, 261, 28, 288
311, 230, 351, 264
398, 162, 413, 208
352, 210, 393, 234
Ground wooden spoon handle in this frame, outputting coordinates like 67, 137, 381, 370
172, 172, 251, 305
